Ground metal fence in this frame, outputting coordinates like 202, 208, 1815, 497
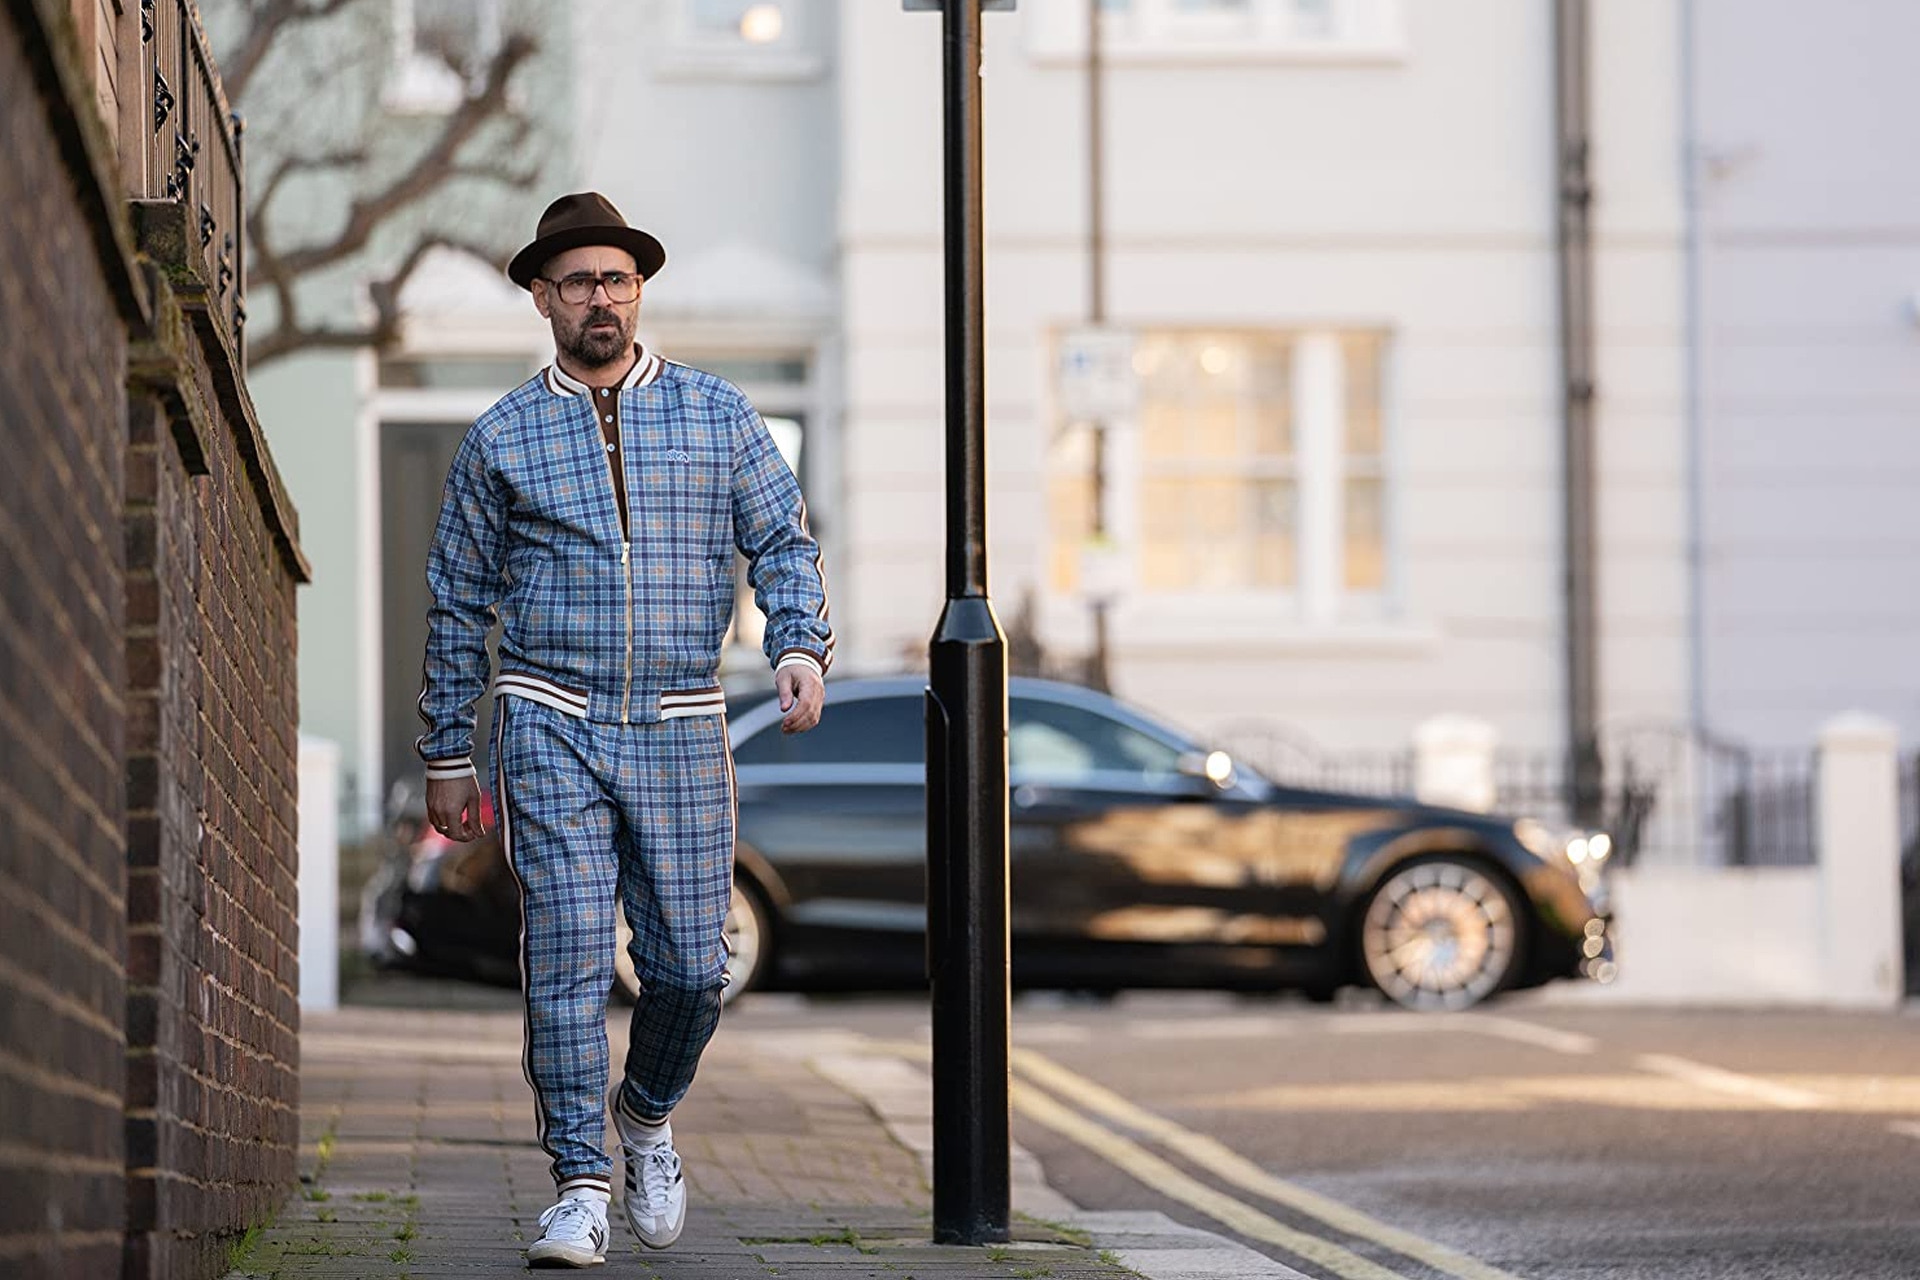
1901, 751, 1920, 861
1213, 722, 1415, 799
1494, 729, 1817, 868
140, 0, 247, 354
1212, 718, 1818, 869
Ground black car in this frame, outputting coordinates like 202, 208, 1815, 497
366, 677, 1615, 1011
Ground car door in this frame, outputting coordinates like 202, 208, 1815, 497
1007, 693, 1329, 980
730, 690, 926, 971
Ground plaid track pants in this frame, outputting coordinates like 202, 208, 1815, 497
491, 695, 734, 1197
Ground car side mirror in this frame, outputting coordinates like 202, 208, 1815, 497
1176, 750, 1237, 792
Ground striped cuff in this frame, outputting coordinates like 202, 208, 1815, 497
424, 757, 476, 782
774, 649, 825, 680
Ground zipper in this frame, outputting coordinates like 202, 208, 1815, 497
589, 393, 636, 723
620, 540, 634, 722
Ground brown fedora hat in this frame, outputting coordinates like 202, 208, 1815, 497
507, 192, 667, 289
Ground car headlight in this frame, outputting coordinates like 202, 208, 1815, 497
1514, 819, 1613, 870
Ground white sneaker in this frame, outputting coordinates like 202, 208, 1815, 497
613, 1103, 687, 1249
526, 1195, 609, 1269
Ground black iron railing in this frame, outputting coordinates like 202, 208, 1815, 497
1213, 718, 1819, 869
139, 0, 246, 357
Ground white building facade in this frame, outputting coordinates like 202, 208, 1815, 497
255, 0, 1920, 839
837, 0, 1693, 755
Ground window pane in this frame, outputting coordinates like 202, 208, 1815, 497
1343, 333, 1384, 456
1048, 468, 1096, 592
1292, 0, 1337, 37
1189, 400, 1238, 461
1250, 481, 1298, 588
734, 695, 923, 766
413, 0, 500, 74
689, 0, 787, 43
1247, 341, 1293, 458
1010, 700, 1183, 780
1344, 476, 1386, 591
1140, 401, 1189, 462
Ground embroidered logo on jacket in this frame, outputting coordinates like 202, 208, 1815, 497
666, 448, 692, 464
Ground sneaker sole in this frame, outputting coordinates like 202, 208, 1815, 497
623, 1203, 685, 1251
526, 1244, 606, 1268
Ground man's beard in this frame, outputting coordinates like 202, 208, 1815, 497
558, 306, 633, 368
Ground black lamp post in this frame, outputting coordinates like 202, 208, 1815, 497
907, 0, 1013, 1247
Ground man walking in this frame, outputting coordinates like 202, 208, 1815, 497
416, 192, 833, 1268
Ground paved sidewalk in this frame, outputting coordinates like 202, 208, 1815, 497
224, 1005, 1268, 1279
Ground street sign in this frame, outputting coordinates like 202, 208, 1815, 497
1056, 325, 1137, 421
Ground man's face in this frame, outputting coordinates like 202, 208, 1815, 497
532, 245, 642, 370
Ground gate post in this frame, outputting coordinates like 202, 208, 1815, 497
1817, 713, 1903, 1006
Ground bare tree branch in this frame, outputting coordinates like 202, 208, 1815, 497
246, 208, 306, 364
272, 32, 536, 279
247, 324, 384, 364
249, 234, 511, 365
221, 0, 359, 104
367, 232, 510, 320
255, 146, 370, 217
226, 4, 544, 367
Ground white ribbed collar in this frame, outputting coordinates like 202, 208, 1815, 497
542, 344, 663, 397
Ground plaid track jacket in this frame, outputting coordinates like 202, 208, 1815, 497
416, 348, 833, 780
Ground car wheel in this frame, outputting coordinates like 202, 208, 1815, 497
612, 880, 770, 1007
720, 879, 771, 1003
1359, 856, 1522, 1011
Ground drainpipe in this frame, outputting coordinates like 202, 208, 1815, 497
1680, 0, 1708, 738
1553, 0, 1601, 825
1084, 0, 1112, 692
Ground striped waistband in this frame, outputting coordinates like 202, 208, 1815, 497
658, 685, 725, 720
490, 671, 725, 720
492, 670, 590, 717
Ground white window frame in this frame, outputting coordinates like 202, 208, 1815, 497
1051, 326, 1405, 647
1027, 0, 1407, 66
654, 0, 825, 82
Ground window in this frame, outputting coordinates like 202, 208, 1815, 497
687, 0, 789, 45
385, 0, 504, 113
734, 695, 923, 767
1049, 328, 1392, 620
1010, 699, 1184, 783
1028, 0, 1406, 63
659, 0, 822, 80
1135, 332, 1296, 593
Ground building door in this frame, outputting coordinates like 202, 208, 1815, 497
379, 421, 499, 808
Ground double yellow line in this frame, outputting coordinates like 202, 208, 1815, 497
1009, 1047, 1522, 1280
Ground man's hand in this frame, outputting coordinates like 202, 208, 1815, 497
425, 775, 488, 842
776, 664, 825, 734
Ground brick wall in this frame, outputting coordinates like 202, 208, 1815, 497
1, 3, 307, 1277
124, 360, 302, 1280
0, 11, 132, 1276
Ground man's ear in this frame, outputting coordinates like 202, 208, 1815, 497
531, 281, 552, 319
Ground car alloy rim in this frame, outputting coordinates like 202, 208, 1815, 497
721, 882, 761, 1001
1362, 860, 1516, 1010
